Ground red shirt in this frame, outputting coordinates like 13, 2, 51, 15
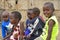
10, 26, 20, 40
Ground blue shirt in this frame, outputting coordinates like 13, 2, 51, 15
1, 19, 10, 38
25, 16, 45, 36
25, 17, 42, 36
25, 17, 37, 36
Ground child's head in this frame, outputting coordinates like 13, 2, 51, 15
10, 11, 22, 25
33, 7, 40, 16
27, 9, 37, 20
2, 11, 9, 21
43, 2, 55, 18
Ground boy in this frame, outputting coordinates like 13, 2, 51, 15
1, 11, 11, 40
32, 7, 45, 28
24, 8, 45, 40
40, 2, 59, 40
9, 11, 24, 40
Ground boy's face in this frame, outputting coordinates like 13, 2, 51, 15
2, 15, 9, 21
9, 13, 17, 24
27, 10, 36, 20
43, 5, 53, 18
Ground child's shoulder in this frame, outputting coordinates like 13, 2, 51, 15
26, 19, 30, 21
2, 21, 5, 25
48, 16, 57, 23
2, 20, 10, 26
26, 19, 30, 24
38, 16, 45, 22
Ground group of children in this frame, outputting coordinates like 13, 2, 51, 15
1, 2, 58, 40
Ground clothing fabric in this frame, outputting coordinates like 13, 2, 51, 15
1, 19, 10, 38
40, 16, 59, 40
25, 16, 45, 40
10, 26, 20, 40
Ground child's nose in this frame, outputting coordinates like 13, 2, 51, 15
44, 11, 47, 14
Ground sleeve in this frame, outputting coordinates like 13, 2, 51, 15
24, 19, 30, 36
39, 16, 45, 22
2, 25, 7, 38
25, 19, 29, 30
32, 18, 43, 37
33, 21, 42, 32
39, 17, 45, 28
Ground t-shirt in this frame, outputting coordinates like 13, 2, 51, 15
2, 19, 10, 38
10, 26, 20, 40
25, 16, 45, 37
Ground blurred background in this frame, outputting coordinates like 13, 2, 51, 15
0, 0, 60, 40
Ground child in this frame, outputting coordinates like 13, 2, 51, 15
24, 8, 45, 40
32, 7, 45, 28
40, 2, 59, 40
1, 11, 11, 40
9, 11, 23, 40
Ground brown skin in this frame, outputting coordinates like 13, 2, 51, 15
2, 15, 9, 21
20, 22, 24, 40
43, 5, 55, 40
3, 29, 13, 40
2, 11, 9, 21
43, 5, 53, 18
10, 13, 24, 40
3, 13, 19, 40
2, 11, 10, 40
27, 10, 37, 20
10, 13, 20, 38
46, 19, 55, 40
23, 10, 37, 39
9, 13, 19, 26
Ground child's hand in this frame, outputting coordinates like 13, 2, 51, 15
14, 33, 18, 38
27, 34, 31, 38
3, 38, 5, 40
23, 36, 26, 39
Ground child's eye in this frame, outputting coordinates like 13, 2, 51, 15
27, 13, 31, 15
43, 9, 45, 11
10, 17, 13, 19
3, 16, 8, 18
46, 9, 49, 11
43, 9, 49, 11
28, 13, 30, 15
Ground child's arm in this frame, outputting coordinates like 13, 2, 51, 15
28, 18, 39, 36
46, 19, 55, 40
2, 25, 6, 39
20, 22, 24, 35
3, 32, 13, 40
3, 26, 14, 40
20, 22, 24, 40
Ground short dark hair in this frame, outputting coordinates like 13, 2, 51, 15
27, 9, 33, 12
44, 2, 55, 11
33, 7, 40, 15
28, 9, 32, 10
27, 9, 33, 14
11, 11, 22, 21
